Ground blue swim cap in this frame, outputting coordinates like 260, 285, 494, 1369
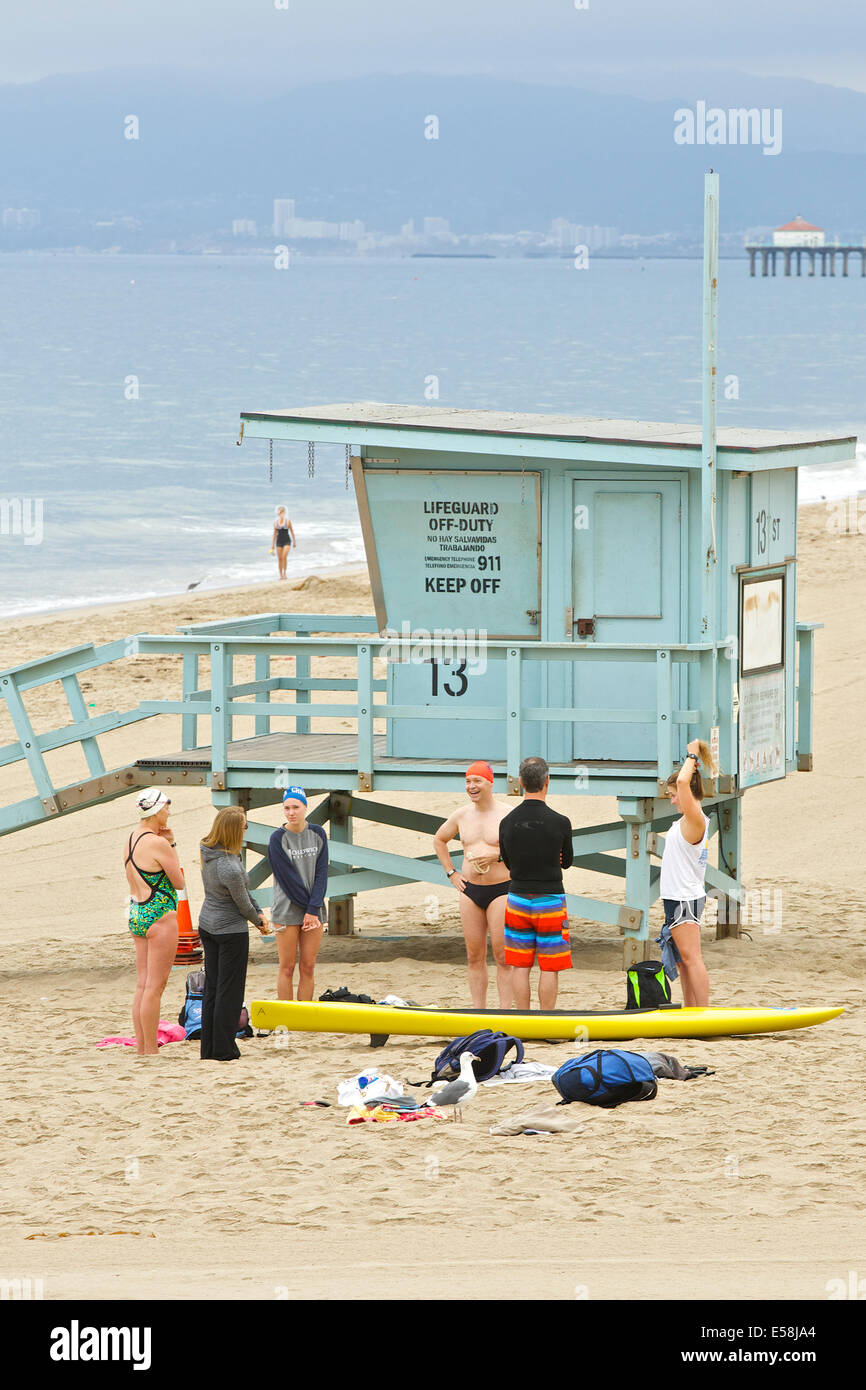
282, 785, 307, 806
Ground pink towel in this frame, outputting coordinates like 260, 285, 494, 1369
97, 1022, 187, 1048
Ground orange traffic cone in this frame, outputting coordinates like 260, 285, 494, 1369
174, 876, 203, 965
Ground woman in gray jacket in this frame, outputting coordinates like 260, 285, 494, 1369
198, 806, 270, 1060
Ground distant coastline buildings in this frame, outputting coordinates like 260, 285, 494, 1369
272, 199, 295, 235
549, 218, 618, 250
2, 208, 40, 230
7, 194, 857, 261
422, 216, 452, 239
271, 197, 364, 242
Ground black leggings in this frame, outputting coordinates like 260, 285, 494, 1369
199, 929, 249, 1061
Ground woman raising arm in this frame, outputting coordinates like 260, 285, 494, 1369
657, 739, 715, 1007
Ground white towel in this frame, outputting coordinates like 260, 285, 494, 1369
481, 1061, 557, 1087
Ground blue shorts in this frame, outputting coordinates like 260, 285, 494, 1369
663, 897, 706, 930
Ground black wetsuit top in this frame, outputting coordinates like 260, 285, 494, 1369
499, 800, 574, 896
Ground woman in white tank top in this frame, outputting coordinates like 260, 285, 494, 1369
658, 739, 713, 1007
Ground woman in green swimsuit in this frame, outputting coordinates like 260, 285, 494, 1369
124, 789, 185, 1055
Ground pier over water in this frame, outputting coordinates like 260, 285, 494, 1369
747, 245, 866, 277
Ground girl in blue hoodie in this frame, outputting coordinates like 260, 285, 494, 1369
268, 786, 329, 1001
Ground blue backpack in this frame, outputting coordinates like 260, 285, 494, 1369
178, 969, 252, 1041
431, 1029, 524, 1084
178, 969, 205, 1040
553, 1049, 658, 1108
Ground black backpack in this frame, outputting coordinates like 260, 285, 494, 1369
625, 959, 673, 1010
431, 1029, 525, 1084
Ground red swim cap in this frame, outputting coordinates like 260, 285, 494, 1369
466, 761, 494, 783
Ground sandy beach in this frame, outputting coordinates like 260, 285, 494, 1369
1, 504, 864, 1302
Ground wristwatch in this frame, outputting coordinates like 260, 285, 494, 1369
446, 868, 456, 877
686, 753, 700, 765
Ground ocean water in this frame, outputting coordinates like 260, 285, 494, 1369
0, 252, 864, 619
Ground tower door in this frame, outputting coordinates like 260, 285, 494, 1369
571, 478, 684, 762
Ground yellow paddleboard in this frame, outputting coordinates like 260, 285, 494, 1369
249, 999, 843, 1041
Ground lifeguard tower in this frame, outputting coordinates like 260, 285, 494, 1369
220, 398, 849, 958
0, 175, 856, 965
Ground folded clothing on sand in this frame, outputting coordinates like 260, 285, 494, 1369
346, 1104, 445, 1125
489, 1103, 588, 1136
643, 1051, 714, 1080
481, 1061, 557, 1087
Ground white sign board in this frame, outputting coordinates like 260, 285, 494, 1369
357, 468, 542, 638
741, 574, 785, 675
738, 669, 785, 787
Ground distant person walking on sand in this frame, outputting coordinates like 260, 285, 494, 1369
433, 761, 514, 1009
657, 739, 715, 1007
124, 790, 185, 1055
271, 505, 296, 580
198, 807, 270, 1061
268, 787, 328, 1000
499, 757, 573, 1010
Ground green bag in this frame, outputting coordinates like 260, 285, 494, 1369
625, 959, 672, 1010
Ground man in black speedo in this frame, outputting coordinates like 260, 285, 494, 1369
499, 756, 573, 1010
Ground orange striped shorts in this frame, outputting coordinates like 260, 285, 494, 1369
504, 892, 571, 972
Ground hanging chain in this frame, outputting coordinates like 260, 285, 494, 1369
307, 441, 315, 478
520, 456, 526, 503
345, 444, 351, 490
268, 438, 273, 483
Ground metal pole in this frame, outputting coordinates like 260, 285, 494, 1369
702, 171, 720, 738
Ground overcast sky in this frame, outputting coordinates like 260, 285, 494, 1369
2, 0, 866, 92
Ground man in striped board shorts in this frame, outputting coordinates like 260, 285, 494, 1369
499, 756, 574, 1009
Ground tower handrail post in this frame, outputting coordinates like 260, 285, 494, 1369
210, 641, 229, 789
182, 651, 200, 750
254, 653, 271, 736
356, 642, 374, 790
506, 645, 523, 793
796, 622, 819, 770
655, 649, 673, 782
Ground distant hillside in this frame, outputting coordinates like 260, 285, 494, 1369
2, 72, 866, 237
